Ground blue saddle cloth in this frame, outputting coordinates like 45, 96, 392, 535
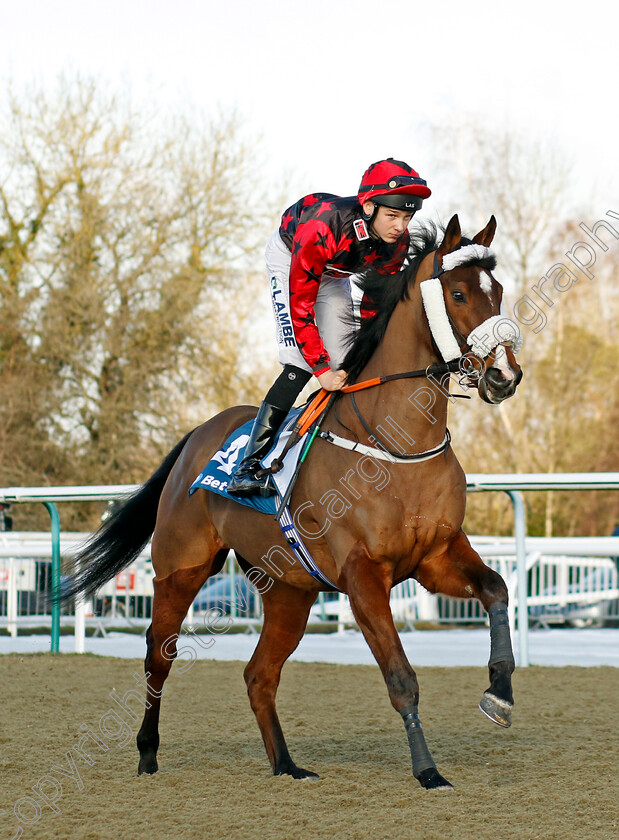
189, 405, 339, 591
189, 407, 304, 515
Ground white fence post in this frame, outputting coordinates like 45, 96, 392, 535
415, 586, 439, 621
7, 557, 17, 638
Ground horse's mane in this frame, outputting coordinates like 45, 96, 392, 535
342, 222, 484, 383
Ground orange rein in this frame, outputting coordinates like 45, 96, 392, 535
296, 390, 332, 437
294, 358, 462, 439
341, 377, 382, 393
296, 377, 382, 437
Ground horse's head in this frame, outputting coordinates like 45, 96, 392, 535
421, 214, 523, 404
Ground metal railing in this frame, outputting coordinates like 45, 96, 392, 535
1, 473, 618, 665
313, 542, 619, 631
4, 535, 617, 642
0, 486, 139, 651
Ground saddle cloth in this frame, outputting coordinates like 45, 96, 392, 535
189, 406, 340, 591
188, 407, 305, 515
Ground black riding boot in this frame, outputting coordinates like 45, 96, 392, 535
226, 401, 289, 497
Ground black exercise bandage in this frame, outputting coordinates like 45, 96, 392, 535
488, 602, 515, 667
400, 704, 436, 777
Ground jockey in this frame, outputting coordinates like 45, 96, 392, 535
227, 157, 432, 497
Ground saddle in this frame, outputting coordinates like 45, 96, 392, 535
189, 398, 339, 590
190, 409, 300, 512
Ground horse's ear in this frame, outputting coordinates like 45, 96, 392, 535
438, 214, 461, 257
472, 215, 497, 247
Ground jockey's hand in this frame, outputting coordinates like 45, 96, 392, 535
317, 368, 348, 391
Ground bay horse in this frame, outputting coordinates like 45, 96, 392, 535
62, 214, 522, 791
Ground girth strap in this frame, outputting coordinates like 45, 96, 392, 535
277, 506, 339, 591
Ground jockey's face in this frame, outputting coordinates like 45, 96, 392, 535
363, 202, 414, 244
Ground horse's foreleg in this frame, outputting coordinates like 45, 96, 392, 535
415, 530, 515, 727
343, 544, 452, 791
137, 555, 224, 774
243, 579, 317, 779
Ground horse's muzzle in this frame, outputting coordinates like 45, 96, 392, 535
479, 366, 523, 404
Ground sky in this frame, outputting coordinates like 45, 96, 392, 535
1, 0, 617, 218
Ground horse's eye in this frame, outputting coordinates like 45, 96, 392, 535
451, 290, 466, 303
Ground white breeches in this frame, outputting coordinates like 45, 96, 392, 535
266, 231, 354, 373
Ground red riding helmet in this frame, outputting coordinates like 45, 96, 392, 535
358, 158, 431, 211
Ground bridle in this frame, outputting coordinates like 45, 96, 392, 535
327, 248, 522, 461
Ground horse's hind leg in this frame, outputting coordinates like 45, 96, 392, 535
241, 571, 317, 779
415, 530, 515, 727
137, 548, 228, 775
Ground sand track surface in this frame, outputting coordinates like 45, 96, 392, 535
2, 655, 618, 840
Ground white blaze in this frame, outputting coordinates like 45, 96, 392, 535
480, 270, 493, 297
492, 344, 515, 381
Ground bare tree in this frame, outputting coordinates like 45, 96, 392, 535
421, 119, 618, 536
425, 117, 572, 292
0, 76, 276, 527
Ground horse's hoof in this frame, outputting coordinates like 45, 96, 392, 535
274, 763, 319, 780
479, 692, 513, 728
138, 755, 159, 775
294, 769, 320, 780
417, 767, 454, 791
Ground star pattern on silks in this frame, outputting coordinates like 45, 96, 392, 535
291, 237, 305, 256
297, 339, 319, 357
302, 266, 321, 284
315, 232, 329, 250
379, 235, 410, 273
335, 233, 354, 254
315, 201, 333, 217
281, 210, 294, 230
299, 313, 315, 327
302, 194, 321, 207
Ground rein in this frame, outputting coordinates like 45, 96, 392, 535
270, 358, 463, 474
339, 358, 462, 395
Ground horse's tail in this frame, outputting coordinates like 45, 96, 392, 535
56, 429, 195, 604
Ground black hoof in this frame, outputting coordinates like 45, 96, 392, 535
274, 761, 319, 780
479, 692, 513, 728
138, 754, 158, 775
417, 767, 454, 791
